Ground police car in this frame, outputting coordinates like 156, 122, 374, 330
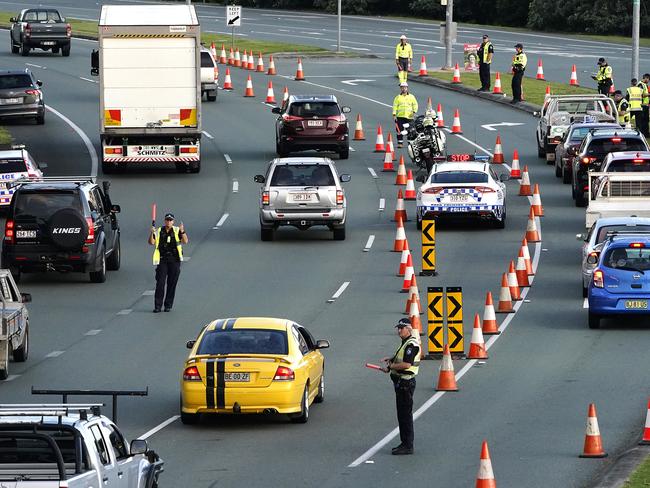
415, 156, 508, 229
0, 146, 43, 207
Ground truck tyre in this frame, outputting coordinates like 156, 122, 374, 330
106, 234, 121, 270
180, 396, 199, 424
102, 161, 116, 174
20, 41, 29, 57
0, 339, 8, 379
207, 90, 217, 102
62, 44, 70, 57
12, 322, 28, 362
537, 137, 545, 158
10, 38, 18, 54
555, 161, 562, 177
189, 160, 201, 174
562, 167, 571, 184
575, 191, 587, 208
89, 248, 107, 283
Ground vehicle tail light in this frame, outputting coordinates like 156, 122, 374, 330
262, 191, 270, 205
66, 23, 71, 37
273, 366, 295, 381
180, 147, 198, 154
336, 190, 344, 204
183, 366, 201, 381
282, 114, 302, 122
630, 242, 645, 248
552, 136, 562, 143
593, 269, 604, 288
633, 159, 646, 164
611, 137, 622, 143
24, 89, 40, 99
24, 24, 31, 37
105, 147, 123, 155
422, 187, 444, 194
4, 220, 14, 244
581, 157, 597, 165
474, 186, 495, 193
85, 217, 95, 244
214, 67, 219, 81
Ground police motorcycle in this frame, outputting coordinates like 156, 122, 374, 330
402, 110, 447, 174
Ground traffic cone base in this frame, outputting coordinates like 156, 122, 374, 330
382, 150, 395, 172
580, 403, 607, 458
526, 208, 541, 243
532, 183, 544, 217
497, 273, 515, 313
393, 218, 407, 252
436, 344, 459, 391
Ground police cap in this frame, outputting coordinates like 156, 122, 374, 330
164, 213, 175, 220
597, 57, 606, 64
482, 34, 489, 39
514, 43, 523, 49
395, 318, 411, 329
613, 90, 622, 96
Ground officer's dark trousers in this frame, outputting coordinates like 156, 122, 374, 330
394, 377, 416, 448
598, 81, 612, 96
511, 70, 524, 101
155, 260, 181, 309
395, 117, 411, 144
637, 106, 649, 136
479, 62, 490, 90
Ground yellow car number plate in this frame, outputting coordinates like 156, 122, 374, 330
624, 300, 648, 310
224, 372, 250, 382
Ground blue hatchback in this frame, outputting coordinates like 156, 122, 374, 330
588, 236, 650, 329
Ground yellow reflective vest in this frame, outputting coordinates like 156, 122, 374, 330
390, 335, 421, 379
392, 93, 418, 119
152, 226, 183, 266
478, 41, 493, 64
618, 99, 630, 125
638, 81, 649, 106
512, 52, 527, 71
627, 86, 643, 111
596, 65, 613, 82
395, 42, 413, 60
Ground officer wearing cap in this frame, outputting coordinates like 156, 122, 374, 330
477, 34, 494, 92
395, 35, 413, 84
510, 43, 527, 104
381, 318, 420, 455
613, 90, 630, 127
148, 213, 188, 313
592, 58, 613, 95
392, 82, 418, 148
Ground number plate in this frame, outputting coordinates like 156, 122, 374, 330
16, 230, 36, 238
224, 372, 250, 382
448, 193, 469, 203
307, 120, 324, 127
0, 98, 23, 105
624, 300, 648, 309
291, 193, 315, 202
42, 41, 56, 46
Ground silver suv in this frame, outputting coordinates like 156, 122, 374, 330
254, 157, 350, 241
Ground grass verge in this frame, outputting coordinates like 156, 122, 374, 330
624, 453, 650, 487
0, 127, 13, 147
427, 70, 596, 107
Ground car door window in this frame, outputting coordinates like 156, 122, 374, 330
103, 423, 128, 460
92, 189, 106, 215
0, 277, 16, 302
292, 326, 309, 355
296, 325, 316, 350
89, 425, 111, 465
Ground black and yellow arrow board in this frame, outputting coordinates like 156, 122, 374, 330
426, 286, 465, 359
419, 219, 437, 276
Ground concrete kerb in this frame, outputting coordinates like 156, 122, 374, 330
591, 445, 650, 488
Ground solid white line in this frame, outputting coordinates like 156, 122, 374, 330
25, 63, 43, 68
45, 104, 98, 177
368, 167, 378, 178
142, 290, 155, 296
117, 309, 132, 316
350, 146, 356, 152
327, 281, 350, 303
583, 298, 589, 309
45, 351, 65, 358
363, 235, 375, 252
79, 77, 98, 84
379, 198, 385, 211
224, 154, 232, 164
202, 130, 214, 140
214, 213, 229, 229
137, 415, 180, 440
233, 180, 239, 193
84, 329, 102, 336
5, 374, 21, 382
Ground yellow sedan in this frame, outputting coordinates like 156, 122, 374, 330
180, 317, 329, 424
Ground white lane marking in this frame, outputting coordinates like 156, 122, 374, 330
224, 154, 232, 164
202, 130, 214, 140
142, 290, 155, 296
583, 298, 589, 309
379, 198, 385, 211
214, 213, 229, 229
117, 309, 132, 316
368, 167, 378, 178
137, 415, 180, 440
349, 146, 356, 152
25, 63, 43, 68
45, 351, 65, 358
327, 281, 350, 303
79, 76, 98, 84
84, 329, 102, 336
184, 256, 191, 262
5, 374, 21, 382
363, 235, 375, 252
232, 180, 239, 193
45, 104, 98, 177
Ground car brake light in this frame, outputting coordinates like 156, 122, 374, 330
282, 114, 302, 122
4, 220, 14, 243
474, 186, 495, 193
105, 147, 123, 155
85, 217, 95, 244
593, 269, 604, 288
630, 242, 645, 248
24, 89, 40, 98
24, 24, 31, 37
262, 191, 270, 205
273, 366, 295, 381
611, 137, 622, 143
214, 67, 219, 81
66, 23, 71, 37
180, 147, 198, 154
633, 159, 646, 164
336, 190, 344, 204
183, 366, 201, 381
422, 187, 444, 194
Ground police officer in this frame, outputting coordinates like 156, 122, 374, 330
477, 34, 494, 92
511, 43, 527, 104
592, 58, 613, 95
148, 213, 188, 313
627, 79, 644, 130
381, 318, 420, 455
392, 82, 418, 148
395, 35, 413, 84
613, 90, 630, 128
636, 74, 649, 136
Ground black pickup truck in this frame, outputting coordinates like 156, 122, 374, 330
10, 9, 71, 57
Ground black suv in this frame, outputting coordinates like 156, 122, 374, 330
571, 129, 649, 207
2, 178, 121, 282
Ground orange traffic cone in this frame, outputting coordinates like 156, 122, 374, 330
493, 72, 503, 94
234, 48, 241, 67
522, 238, 534, 276
398, 238, 410, 276
353, 114, 365, 140
516, 248, 531, 287
240, 50, 248, 70
387, 133, 396, 161
210, 42, 217, 59
580, 403, 607, 458
265, 81, 276, 104
545, 85, 552, 99
395, 155, 407, 185
526, 208, 541, 243
223, 68, 233, 90
436, 103, 445, 127
401, 254, 415, 292
510, 149, 521, 178
243, 50, 251, 70
243, 75, 255, 97
393, 217, 407, 252
476, 440, 497, 488
492, 134, 504, 164
518, 165, 532, 196
409, 300, 422, 333
228, 47, 234, 65
536, 58, 545, 80
436, 344, 459, 391
382, 149, 395, 172
247, 52, 255, 70
507, 260, 521, 301
531, 184, 544, 217
418, 55, 428, 76
482, 291, 500, 335
407, 274, 422, 314
496, 273, 514, 313
451, 109, 463, 134
570, 64, 579, 86
282, 86, 289, 105
404, 170, 416, 200
256, 52, 265, 72
267, 55, 276, 75
451, 62, 461, 83
468, 314, 488, 359
295, 58, 305, 81
426, 96, 433, 112
375, 125, 385, 152
640, 399, 650, 445
609, 81, 616, 95
219, 44, 227, 64
394, 189, 408, 221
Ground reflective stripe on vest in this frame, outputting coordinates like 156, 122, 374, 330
628, 86, 643, 111
392, 336, 420, 378
512, 52, 527, 69
596, 65, 612, 82
152, 226, 183, 265
392, 94, 418, 119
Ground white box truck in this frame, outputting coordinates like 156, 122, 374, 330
94, 5, 202, 174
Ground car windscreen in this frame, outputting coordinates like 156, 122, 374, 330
606, 159, 650, 172
0, 158, 27, 173
197, 329, 289, 355
558, 101, 598, 113
288, 102, 340, 117
570, 127, 603, 141
200, 52, 214, 68
14, 191, 82, 220
586, 138, 647, 157
23, 10, 62, 22
270, 164, 335, 186
0, 75, 32, 90
597, 225, 650, 243
431, 171, 488, 184
603, 247, 650, 270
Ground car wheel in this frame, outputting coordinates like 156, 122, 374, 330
493, 206, 506, 229
537, 137, 545, 158
416, 215, 422, 230
207, 90, 217, 102
180, 395, 200, 424
20, 41, 29, 57
554, 161, 562, 177
277, 142, 290, 157
36, 110, 45, 125
188, 160, 201, 174
261, 227, 274, 241
575, 191, 587, 208
12, 322, 28, 362
89, 249, 107, 283
333, 225, 346, 241
339, 148, 349, 160
10, 38, 18, 54
62, 44, 70, 57
562, 167, 571, 184
106, 234, 121, 271
290, 384, 310, 423
588, 312, 600, 329
582, 285, 588, 298
314, 372, 324, 403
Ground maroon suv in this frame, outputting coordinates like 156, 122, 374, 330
273, 95, 351, 159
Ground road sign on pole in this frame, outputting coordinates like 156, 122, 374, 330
226, 5, 242, 27
420, 219, 437, 276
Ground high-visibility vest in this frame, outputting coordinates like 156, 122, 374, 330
512, 52, 527, 70
596, 65, 613, 82
627, 86, 643, 111
152, 226, 183, 265
395, 42, 413, 60
390, 335, 420, 379
478, 41, 493, 64
618, 99, 630, 125
392, 94, 418, 119
638, 81, 649, 106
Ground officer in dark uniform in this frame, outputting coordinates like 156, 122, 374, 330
148, 213, 188, 313
511, 43, 527, 104
477, 34, 494, 92
382, 318, 420, 455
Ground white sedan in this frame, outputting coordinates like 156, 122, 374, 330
415, 162, 508, 229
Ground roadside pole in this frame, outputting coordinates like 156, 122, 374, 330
444, 0, 453, 69
336, 0, 342, 54
632, 0, 640, 80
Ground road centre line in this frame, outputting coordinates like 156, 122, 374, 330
142, 290, 155, 296
368, 167, 378, 178
25, 63, 43, 68
379, 198, 385, 211
117, 309, 132, 315
5, 375, 21, 382
232, 180, 239, 193
214, 213, 229, 229
45, 351, 65, 358
79, 77, 98, 84
137, 415, 180, 440
327, 281, 350, 303
363, 235, 375, 252
84, 329, 102, 336
224, 154, 232, 164
202, 130, 214, 140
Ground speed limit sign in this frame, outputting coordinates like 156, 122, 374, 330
226, 5, 242, 27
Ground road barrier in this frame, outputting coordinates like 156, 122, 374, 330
426, 286, 464, 357
580, 403, 607, 458
420, 219, 437, 276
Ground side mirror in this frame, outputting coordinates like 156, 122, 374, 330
576, 233, 586, 241
416, 175, 426, 183
10, 17, 16, 23
36, 80, 43, 87
339, 174, 351, 183
586, 254, 599, 265
253, 175, 265, 183
21, 293, 32, 303
341, 106, 351, 114
271, 107, 282, 114
111, 204, 121, 213
130, 439, 148, 455
186, 340, 196, 349
315, 339, 330, 349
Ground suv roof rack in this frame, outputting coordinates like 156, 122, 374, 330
9, 176, 96, 189
605, 230, 650, 238
0, 404, 104, 420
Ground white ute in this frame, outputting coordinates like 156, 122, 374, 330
586, 172, 650, 228
0, 269, 31, 380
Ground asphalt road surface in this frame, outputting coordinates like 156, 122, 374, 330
0, 12, 649, 488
